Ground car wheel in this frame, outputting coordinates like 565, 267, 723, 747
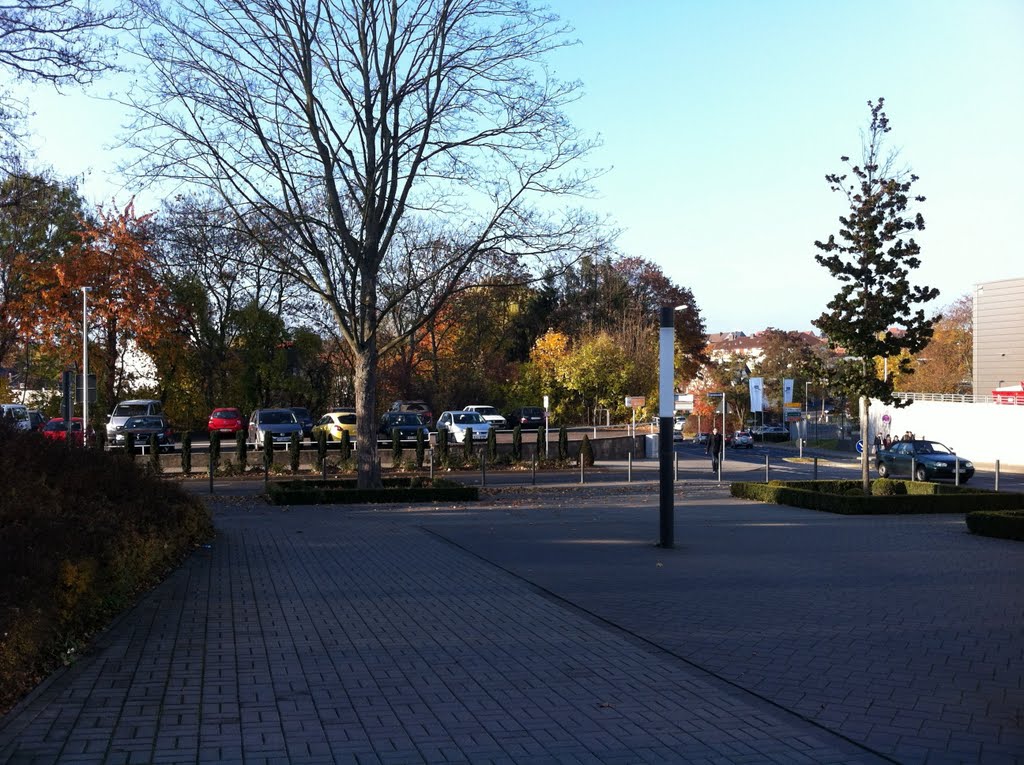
914, 466, 928, 482
877, 462, 889, 478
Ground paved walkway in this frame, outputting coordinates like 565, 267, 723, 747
1, 482, 1021, 764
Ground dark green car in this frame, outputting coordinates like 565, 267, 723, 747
875, 440, 974, 483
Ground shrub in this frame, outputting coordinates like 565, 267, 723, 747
579, 434, 595, 467
340, 430, 351, 461
149, 434, 161, 472
871, 478, 906, 496
0, 429, 213, 714
262, 433, 273, 472
181, 431, 192, 475
236, 430, 248, 470
965, 510, 1024, 541
416, 429, 425, 468
438, 427, 450, 464
536, 426, 545, 460
125, 432, 135, 454
289, 432, 301, 472
317, 430, 328, 472
209, 430, 221, 465
512, 425, 522, 461
391, 429, 402, 464
558, 425, 568, 461
486, 427, 497, 464
463, 428, 474, 459
95, 428, 106, 451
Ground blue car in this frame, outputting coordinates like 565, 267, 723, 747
875, 440, 974, 483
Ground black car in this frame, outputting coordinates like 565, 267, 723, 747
506, 406, 546, 430
289, 407, 315, 439
875, 439, 974, 483
378, 412, 430, 444
111, 415, 175, 452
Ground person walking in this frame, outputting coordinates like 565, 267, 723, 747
706, 427, 724, 473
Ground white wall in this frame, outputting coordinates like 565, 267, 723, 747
870, 399, 1024, 468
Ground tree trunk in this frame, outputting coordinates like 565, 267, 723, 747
354, 346, 380, 489
860, 395, 870, 494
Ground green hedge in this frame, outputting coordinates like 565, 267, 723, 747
731, 480, 1024, 515
965, 510, 1024, 541
267, 477, 478, 505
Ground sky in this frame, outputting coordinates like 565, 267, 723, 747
11, 0, 1024, 336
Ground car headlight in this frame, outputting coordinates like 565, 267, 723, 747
963, 461, 973, 469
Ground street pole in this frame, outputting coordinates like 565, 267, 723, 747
658, 305, 675, 548
81, 286, 92, 446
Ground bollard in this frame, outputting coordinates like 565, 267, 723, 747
765, 454, 770, 483
911, 457, 917, 481
627, 452, 632, 483
995, 459, 1000, 492
429, 447, 434, 481
532, 454, 537, 485
813, 457, 818, 480
674, 451, 679, 481
580, 456, 584, 484
481, 451, 486, 487
209, 459, 214, 495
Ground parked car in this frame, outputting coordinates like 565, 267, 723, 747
289, 406, 315, 439
106, 399, 163, 440
462, 404, 507, 430
694, 432, 709, 444
248, 408, 303, 449
389, 400, 433, 427
312, 408, 358, 442
0, 403, 31, 431
506, 406, 545, 430
27, 409, 46, 431
437, 410, 492, 444
730, 430, 753, 448
42, 417, 94, 446
110, 415, 175, 452
378, 411, 430, 444
208, 407, 245, 436
759, 425, 790, 441
875, 439, 974, 483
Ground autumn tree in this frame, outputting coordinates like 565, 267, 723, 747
900, 294, 972, 394
813, 98, 940, 490
753, 329, 827, 415
129, 0, 605, 487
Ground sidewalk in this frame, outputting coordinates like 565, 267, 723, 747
2, 485, 1021, 764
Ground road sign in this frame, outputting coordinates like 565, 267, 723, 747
882, 414, 891, 423
625, 396, 646, 408
856, 439, 863, 454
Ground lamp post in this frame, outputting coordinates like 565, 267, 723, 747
81, 287, 92, 445
658, 305, 682, 548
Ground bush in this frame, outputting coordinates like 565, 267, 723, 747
316, 430, 328, 472
965, 510, 1024, 541
558, 425, 568, 461
416, 429, 425, 468
391, 429, 402, 464
486, 427, 497, 464
209, 430, 221, 465
871, 478, 906, 496
149, 434, 161, 472
236, 431, 248, 470
512, 425, 522, 461
262, 433, 273, 471
267, 477, 478, 505
289, 432, 301, 472
463, 428, 474, 459
340, 430, 351, 461
181, 431, 192, 475
536, 426, 545, 460
579, 434, 595, 467
0, 429, 213, 714
438, 427, 450, 464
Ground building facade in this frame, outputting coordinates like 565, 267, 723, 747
973, 277, 1024, 394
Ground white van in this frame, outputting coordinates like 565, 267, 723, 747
107, 399, 164, 439
1, 403, 31, 431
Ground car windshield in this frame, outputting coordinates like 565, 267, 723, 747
44, 420, 67, 432
291, 408, 310, 418
474, 407, 497, 416
454, 412, 484, 424
388, 414, 422, 426
126, 417, 162, 428
260, 411, 296, 425
113, 404, 151, 417
917, 441, 952, 455
213, 409, 239, 418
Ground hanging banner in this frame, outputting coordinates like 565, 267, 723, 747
783, 378, 794, 404
749, 377, 764, 413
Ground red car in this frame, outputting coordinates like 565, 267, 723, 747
208, 407, 245, 436
42, 417, 93, 446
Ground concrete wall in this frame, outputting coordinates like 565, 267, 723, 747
869, 398, 1024, 468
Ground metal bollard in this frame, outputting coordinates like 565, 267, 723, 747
627, 452, 632, 483
911, 457, 917, 481
674, 451, 679, 481
813, 457, 818, 480
481, 451, 487, 487
532, 455, 537, 485
429, 448, 434, 481
995, 459, 1000, 492
580, 456, 585, 484
765, 454, 770, 483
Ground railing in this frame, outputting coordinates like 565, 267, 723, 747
892, 391, 1024, 405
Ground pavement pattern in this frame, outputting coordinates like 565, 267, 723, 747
0, 480, 1021, 764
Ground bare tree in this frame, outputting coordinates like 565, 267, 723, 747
127, 0, 606, 486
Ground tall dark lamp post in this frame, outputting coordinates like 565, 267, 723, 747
658, 305, 680, 548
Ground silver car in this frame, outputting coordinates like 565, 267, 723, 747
248, 408, 303, 449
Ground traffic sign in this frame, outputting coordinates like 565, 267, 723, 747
855, 439, 863, 454
882, 414, 891, 423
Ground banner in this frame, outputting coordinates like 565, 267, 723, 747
783, 378, 794, 404
749, 377, 764, 413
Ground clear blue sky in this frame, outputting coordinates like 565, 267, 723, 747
15, 0, 1024, 335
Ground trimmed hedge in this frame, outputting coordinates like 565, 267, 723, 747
267, 477, 479, 505
731, 479, 1024, 515
966, 510, 1024, 541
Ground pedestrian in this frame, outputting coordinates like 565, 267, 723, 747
873, 434, 881, 455
706, 427, 724, 473
883, 434, 891, 450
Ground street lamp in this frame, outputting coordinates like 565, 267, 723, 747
81, 287, 92, 446
658, 305, 686, 548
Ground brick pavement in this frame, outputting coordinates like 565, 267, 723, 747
420, 482, 1024, 764
0, 487, 888, 765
